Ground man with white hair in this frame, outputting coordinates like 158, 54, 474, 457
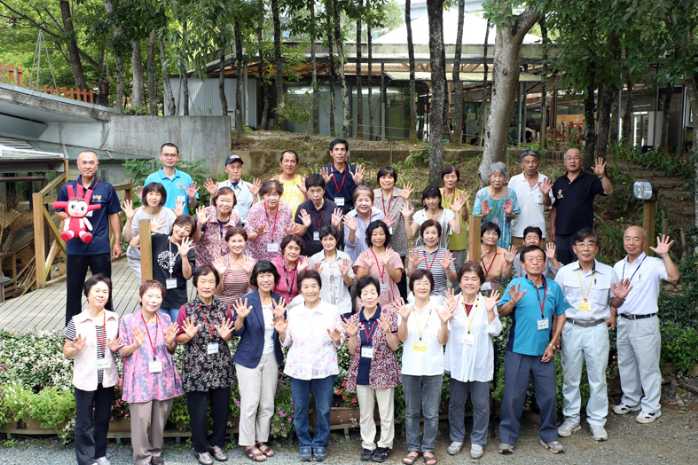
550, 148, 612, 264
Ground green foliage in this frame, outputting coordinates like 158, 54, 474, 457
27, 387, 75, 430
0, 332, 72, 391
660, 321, 698, 375
122, 159, 213, 206
611, 144, 693, 179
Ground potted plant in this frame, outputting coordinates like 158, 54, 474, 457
26, 387, 74, 432
2, 383, 32, 431
109, 398, 131, 432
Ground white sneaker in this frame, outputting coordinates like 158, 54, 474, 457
539, 439, 564, 454
557, 418, 581, 437
589, 424, 608, 441
636, 410, 662, 424
612, 403, 641, 415
95, 458, 111, 465
470, 444, 484, 459
447, 441, 463, 455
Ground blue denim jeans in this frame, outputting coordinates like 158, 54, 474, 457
401, 374, 443, 452
160, 308, 180, 323
290, 375, 335, 448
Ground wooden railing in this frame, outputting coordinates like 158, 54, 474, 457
42, 86, 95, 103
0, 64, 23, 85
32, 176, 133, 288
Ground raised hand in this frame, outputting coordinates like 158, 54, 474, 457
195, 206, 208, 225
233, 298, 252, 319
650, 234, 674, 257
399, 183, 414, 200
319, 166, 332, 183
176, 237, 194, 257
72, 334, 87, 353
508, 284, 526, 304
331, 208, 344, 227
408, 249, 425, 269
255, 223, 267, 236
272, 298, 287, 320
164, 323, 178, 346
273, 315, 288, 334
394, 297, 411, 320
122, 199, 135, 220
438, 304, 455, 323
352, 164, 365, 184
299, 209, 312, 228
131, 327, 145, 348
286, 222, 299, 235
204, 178, 218, 196
297, 179, 308, 196
400, 201, 414, 219
484, 289, 501, 312
441, 250, 454, 270
445, 288, 457, 311
327, 327, 342, 344
480, 200, 491, 217
182, 317, 199, 339
612, 279, 632, 300
545, 242, 556, 260
451, 193, 466, 213
250, 178, 262, 196
344, 214, 357, 232
216, 318, 234, 340
539, 178, 553, 196
174, 197, 185, 217
107, 337, 123, 352
592, 157, 607, 177
187, 182, 199, 199
378, 312, 392, 332
504, 246, 518, 264
339, 259, 351, 277
503, 199, 513, 215
344, 318, 360, 338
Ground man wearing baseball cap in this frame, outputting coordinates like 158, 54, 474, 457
204, 154, 260, 223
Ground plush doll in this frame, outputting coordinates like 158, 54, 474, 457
53, 184, 102, 244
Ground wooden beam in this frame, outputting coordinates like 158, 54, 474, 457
32, 192, 47, 288
41, 206, 67, 254
468, 215, 481, 263
139, 219, 153, 282
643, 200, 657, 255
43, 240, 60, 279
38, 173, 67, 196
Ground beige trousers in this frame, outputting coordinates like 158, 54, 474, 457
129, 398, 174, 465
236, 352, 279, 446
357, 385, 395, 450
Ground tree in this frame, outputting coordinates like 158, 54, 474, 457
333, 0, 350, 136
309, 0, 320, 133
427, 0, 446, 185
451, 0, 465, 144
405, 0, 417, 142
479, 0, 541, 180
271, 0, 284, 127
355, 0, 364, 139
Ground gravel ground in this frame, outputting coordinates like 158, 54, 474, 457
0, 404, 695, 465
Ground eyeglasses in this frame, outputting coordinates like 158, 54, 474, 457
574, 241, 597, 248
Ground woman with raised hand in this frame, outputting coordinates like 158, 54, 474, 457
469, 221, 514, 292
274, 270, 344, 462
194, 186, 240, 267
396, 269, 453, 465
308, 225, 354, 316
440, 165, 470, 271
123, 182, 177, 281
404, 185, 465, 249
212, 227, 257, 307
344, 276, 401, 463
343, 184, 385, 262
118, 280, 183, 465
406, 219, 457, 299
355, 220, 403, 309
444, 262, 502, 460
231, 260, 286, 462
472, 162, 520, 249
175, 266, 235, 465
274, 150, 306, 218
246, 180, 295, 261
63, 274, 121, 465
271, 234, 309, 304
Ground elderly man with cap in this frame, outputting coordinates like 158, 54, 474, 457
204, 154, 261, 224
612, 226, 679, 424
508, 150, 554, 248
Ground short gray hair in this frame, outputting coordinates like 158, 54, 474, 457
488, 162, 508, 178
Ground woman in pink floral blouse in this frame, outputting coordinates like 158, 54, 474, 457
118, 280, 183, 465
245, 180, 295, 261
271, 234, 308, 304
194, 187, 240, 267
344, 276, 400, 463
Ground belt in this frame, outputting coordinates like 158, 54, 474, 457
620, 313, 657, 320
566, 318, 606, 328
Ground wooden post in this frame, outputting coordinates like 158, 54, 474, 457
468, 215, 481, 263
139, 219, 153, 282
643, 200, 657, 255
32, 192, 47, 288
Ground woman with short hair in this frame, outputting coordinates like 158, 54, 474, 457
246, 180, 295, 261
194, 186, 240, 267
404, 186, 465, 249
472, 162, 520, 249
406, 219, 457, 298
212, 227, 256, 306
271, 234, 308, 304
355, 220, 403, 308
308, 225, 354, 316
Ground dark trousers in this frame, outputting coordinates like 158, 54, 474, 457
554, 234, 576, 265
186, 387, 231, 453
74, 385, 114, 465
397, 261, 408, 300
499, 351, 557, 445
66, 253, 112, 325
290, 376, 335, 449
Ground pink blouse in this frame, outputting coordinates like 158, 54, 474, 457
355, 248, 404, 308
196, 205, 240, 267
271, 255, 308, 304
245, 202, 293, 261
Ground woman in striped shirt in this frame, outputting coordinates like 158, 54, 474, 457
406, 219, 457, 299
213, 227, 256, 307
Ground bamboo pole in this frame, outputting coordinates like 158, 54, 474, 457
468, 215, 481, 263
139, 219, 153, 282
32, 193, 47, 288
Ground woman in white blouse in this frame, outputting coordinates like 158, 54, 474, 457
396, 269, 454, 465
274, 269, 344, 463
444, 261, 502, 459
308, 225, 354, 315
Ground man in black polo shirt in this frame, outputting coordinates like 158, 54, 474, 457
294, 174, 344, 256
550, 148, 612, 264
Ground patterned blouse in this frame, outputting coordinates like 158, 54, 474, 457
196, 205, 240, 268
176, 297, 235, 392
472, 187, 521, 249
345, 306, 400, 391
119, 311, 183, 403
213, 254, 256, 307
245, 202, 293, 261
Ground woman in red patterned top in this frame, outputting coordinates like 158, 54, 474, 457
271, 235, 308, 304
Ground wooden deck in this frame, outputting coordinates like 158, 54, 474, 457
0, 258, 141, 335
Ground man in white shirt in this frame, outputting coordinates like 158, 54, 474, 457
204, 154, 260, 224
555, 228, 628, 441
612, 226, 679, 424
508, 150, 553, 247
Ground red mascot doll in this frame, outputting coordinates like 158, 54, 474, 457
53, 184, 102, 244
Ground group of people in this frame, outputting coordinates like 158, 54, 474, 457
58, 141, 678, 465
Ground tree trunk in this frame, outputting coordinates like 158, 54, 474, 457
451, 0, 465, 145
234, 19, 244, 134
333, 0, 350, 136
622, 78, 633, 147
596, 82, 615, 158
356, 1, 363, 139
540, 15, 548, 148
146, 31, 158, 115
159, 36, 176, 116
325, 0, 336, 136
406, 0, 417, 142
479, 18, 491, 147
256, 3, 269, 129
583, 82, 596, 165
131, 40, 145, 108
479, 8, 540, 180
309, 0, 319, 134
660, 87, 673, 152
427, 0, 445, 185
218, 43, 228, 117
104, 0, 125, 109
59, 0, 87, 89
689, 77, 698, 228
367, 22, 373, 140
271, 0, 284, 128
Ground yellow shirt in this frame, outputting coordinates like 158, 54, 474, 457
440, 187, 470, 251
278, 174, 306, 217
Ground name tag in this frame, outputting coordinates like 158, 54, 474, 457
96, 357, 111, 370
360, 346, 374, 359
207, 342, 219, 355
380, 281, 389, 295
537, 319, 549, 331
535, 191, 544, 204
166, 278, 178, 289
267, 243, 280, 253
388, 226, 393, 234
313, 231, 320, 241
412, 341, 427, 353
578, 299, 591, 312
334, 197, 345, 207
149, 359, 163, 374
463, 333, 475, 345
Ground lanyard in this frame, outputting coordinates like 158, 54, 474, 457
576, 269, 595, 301
360, 313, 379, 346
422, 248, 440, 271
284, 264, 298, 296
331, 166, 349, 193
622, 255, 646, 282
529, 276, 548, 318
481, 251, 498, 277
140, 312, 159, 360
264, 205, 280, 241
381, 193, 394, 217
413, 305, 432, 341
459, 295, 476, 334
370, 247, 386, 282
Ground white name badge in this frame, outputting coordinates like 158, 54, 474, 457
149, 359, 163, 374
207, 342, 219, 355
388, 227, 393, 234
535, 191, 544, 204
537, 319, 550, 331
360, 346, 374, 359
96, 358, 111, 370
313, 231, 320, 241
166, 278, 178, 289
463, 333, 475, 345
267, 243, 280, 253
380, 281, 389, 294
334, 197, 345, 207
